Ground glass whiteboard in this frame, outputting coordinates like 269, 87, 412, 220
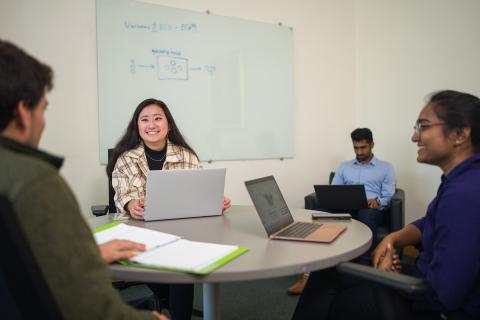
96, 0, 294, 163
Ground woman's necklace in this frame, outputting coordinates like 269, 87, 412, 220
145, 150, 166, 162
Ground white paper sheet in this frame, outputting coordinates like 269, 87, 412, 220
94, 223, 179, 250
131, 239, 238, 271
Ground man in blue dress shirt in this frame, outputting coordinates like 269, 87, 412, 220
331, 128, 396, 249
288, 128, 397, 295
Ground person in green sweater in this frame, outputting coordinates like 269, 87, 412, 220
0, 39, 167, 320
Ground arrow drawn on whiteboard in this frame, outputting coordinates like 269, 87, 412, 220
129, 59, 155, 74
136, 64, 155, 69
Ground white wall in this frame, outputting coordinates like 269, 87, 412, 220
354, 0, 480, 223
1, 0, 479, 223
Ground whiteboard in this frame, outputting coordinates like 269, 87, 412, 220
96, 0, 294, 163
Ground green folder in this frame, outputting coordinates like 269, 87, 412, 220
94, 222, 248, 275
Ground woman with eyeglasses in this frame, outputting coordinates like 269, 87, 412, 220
292, 90, 480, 320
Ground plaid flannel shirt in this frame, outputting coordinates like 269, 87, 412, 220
112, 141, 201, 214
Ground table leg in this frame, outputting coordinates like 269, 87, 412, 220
203, 282, 220, 320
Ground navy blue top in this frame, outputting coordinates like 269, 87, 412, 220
412, 152, 480, 317
332, 156, 396, 210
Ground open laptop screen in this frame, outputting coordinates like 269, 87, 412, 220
314, 184, 368, 211
245, 176, 294, 236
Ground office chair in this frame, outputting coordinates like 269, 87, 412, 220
107, 148, 117, 213
0, 194, 64, 320
91, 148, 116, 216
337, 262, 429, 294
336, 262, 432, 320
304, 171, 405, 242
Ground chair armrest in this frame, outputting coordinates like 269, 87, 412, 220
336, 262, 430, 295
388, 188, 405, 232
304, 192, 317, 210
91, 205, 109, 216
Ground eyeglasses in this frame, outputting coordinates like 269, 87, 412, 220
413, 122, 446, 135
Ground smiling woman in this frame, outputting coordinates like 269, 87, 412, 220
106, 98, 231, 220
105, 98, 231, 319
105, 98, 202, 320
105, 98, 200, 219
292, 90, 480, 320
137, 105, 169, 150
412, 90, 480, 174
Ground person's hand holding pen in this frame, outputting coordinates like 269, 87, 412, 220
99, 239, 146, 263
367, 197, 381, 208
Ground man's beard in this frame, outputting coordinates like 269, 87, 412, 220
356, 155, 369, 162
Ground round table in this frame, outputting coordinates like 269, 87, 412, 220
88, 205, 371, 320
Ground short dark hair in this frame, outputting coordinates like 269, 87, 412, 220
351, 128, 373, 143
106, 98, 198, 177
429, 90, 480, 152
0, 40, 53, 131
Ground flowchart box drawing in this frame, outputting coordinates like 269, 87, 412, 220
156, 55, 189, 80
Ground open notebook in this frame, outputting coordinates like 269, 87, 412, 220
94, 222, 248, 274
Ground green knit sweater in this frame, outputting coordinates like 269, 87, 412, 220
0, 136, 155, 320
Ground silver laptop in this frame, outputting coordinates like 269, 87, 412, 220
144, 168, 226, 221
245, 176, 347, 243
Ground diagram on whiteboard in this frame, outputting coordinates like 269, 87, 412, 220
157, 56, 187, 79
97, 0, 294, 163
129, 52, 216, 80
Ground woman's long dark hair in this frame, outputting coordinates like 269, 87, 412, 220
106, 98, 198, 177
429, 90, 480, 152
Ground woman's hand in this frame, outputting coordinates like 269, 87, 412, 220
391, 251, 402, 273
222, 196, 231, 213
99, 239, 146, 263
127, 199, 145, 220
376, 243, 395, 271
374, 242, 402, 273
372, 235, 395, 269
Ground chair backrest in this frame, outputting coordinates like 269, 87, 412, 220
0, 195, 63, 320
107, 148, 116, 213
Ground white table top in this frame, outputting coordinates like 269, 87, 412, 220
88, 205, 371, 284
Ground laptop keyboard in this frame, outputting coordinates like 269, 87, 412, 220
277, 222, 321, 238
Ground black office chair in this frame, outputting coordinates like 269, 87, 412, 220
0, 194, 64, 320
92, 148, 116, 216
107, 148, 117, 213
337, 262, 429, 294
336, 262, 432, 320
304, 171, 405, 242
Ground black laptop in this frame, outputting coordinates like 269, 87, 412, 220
314, 185, 368, 211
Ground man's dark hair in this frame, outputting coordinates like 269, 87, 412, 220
429, 90, 480, 152
0, 40, 53, 131
351, 128, 373, 143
